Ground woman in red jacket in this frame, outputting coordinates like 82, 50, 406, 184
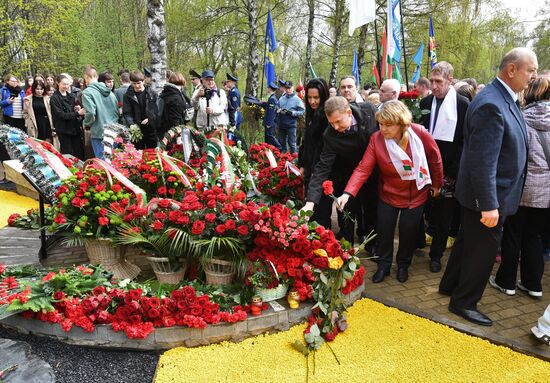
337, 100, 443, 283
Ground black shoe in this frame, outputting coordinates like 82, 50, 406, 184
429, 259, 441, 273
397, 267, 409, 283
448, 305, 493, 326
372, 268, 389, 283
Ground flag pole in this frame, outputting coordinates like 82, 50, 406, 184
260, 41, 267, 100
374, 18, 381, 86
398, 0, 409, 90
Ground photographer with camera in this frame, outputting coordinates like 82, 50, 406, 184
191, 70, 228, 131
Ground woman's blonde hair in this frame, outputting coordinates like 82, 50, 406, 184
375, 100, 412, 128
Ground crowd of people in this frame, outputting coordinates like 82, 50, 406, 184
0, 65, 243, 163
297, 47, 549, 335
0, 47, 549, 340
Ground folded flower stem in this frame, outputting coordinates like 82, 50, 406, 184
326, 342, 341, 365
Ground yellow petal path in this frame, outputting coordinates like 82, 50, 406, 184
156, 298, 550, 383
0, 190, 39, 229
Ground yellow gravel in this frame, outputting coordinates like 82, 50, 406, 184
0, 190, 39, 229
155, 298, 550, 383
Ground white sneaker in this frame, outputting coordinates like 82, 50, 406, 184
517, 281, 542, 297
489, 276, 516, 296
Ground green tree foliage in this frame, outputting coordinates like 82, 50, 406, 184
531, 1, 550, 71
0, 0, 535, 91
0, 0, 90, 77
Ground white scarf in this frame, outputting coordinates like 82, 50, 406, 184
385, 127, 432, 190
429, 86, 458, 142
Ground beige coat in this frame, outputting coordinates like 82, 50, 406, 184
23, 95, 54, 138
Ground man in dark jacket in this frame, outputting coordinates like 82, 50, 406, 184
122, 70, 159, 149
261, 82, 281, 150
439, 48, 538, 326
302, 96, 377, 242
338, 75, 379, 245
419, 61, 469, 273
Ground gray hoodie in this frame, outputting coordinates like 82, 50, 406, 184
82, 81, 119, 139
520, 101, 550, 208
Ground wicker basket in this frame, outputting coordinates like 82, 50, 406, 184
147, 256, 187, 285
84, 238, 141, 280
203, 258, 235, 285
254, 260, 287, 301
256, 283, 288, 302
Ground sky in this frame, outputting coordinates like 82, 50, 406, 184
499, 0, 547, 35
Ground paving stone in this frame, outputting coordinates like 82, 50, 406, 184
0, 338, 55, 383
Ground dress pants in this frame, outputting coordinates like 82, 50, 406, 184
278, 125, 297, 154
312, 176, 357, 243
429, 197, 458, 260
57, 133, 85, 160
355, 174, 378, 240
376, 199, 425, 271
495, 206, 549, 292
440, 207, 504, 309
264, 124, 281, 150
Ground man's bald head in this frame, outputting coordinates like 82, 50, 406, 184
379, 79, 401, 103
499, 48, 536, 72
498, 47, 538, 93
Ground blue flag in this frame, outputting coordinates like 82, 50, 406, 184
411, 42, 424, 83
429, 16, 438, 69
265, 9, 277, 85
352, 49, 360, 87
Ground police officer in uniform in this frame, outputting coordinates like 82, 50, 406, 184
226, 73, 242, 130
261, 81, 281, 150
189, 70, 202, 92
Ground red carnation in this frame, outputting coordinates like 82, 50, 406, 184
7, 213, 20, 227
111, 184, 122, 193
237, 225, 249, 236
322, 180, 334, 196
225, 220, 236, 230
215, 224, 226, 235
151, 220, 164, 231
192, 221, 205, 235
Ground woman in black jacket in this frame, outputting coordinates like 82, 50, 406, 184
123, 70, 159, 149
50, 73, 85, 159
298, 78, 331, 228
158, 71, 190, 140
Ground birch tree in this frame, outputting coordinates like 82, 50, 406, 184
147, 0, 167, 93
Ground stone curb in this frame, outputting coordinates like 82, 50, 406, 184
1, 284, 364, 351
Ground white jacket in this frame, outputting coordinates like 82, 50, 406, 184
191, 87, 228, 129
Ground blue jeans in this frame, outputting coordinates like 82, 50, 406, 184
278, 125, 297, 154
264, 124, 281, 150
91, 138, 105, 160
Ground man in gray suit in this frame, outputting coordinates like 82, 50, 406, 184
439, 48, 538, 326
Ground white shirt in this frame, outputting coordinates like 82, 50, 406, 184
496, 77, 518, 102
